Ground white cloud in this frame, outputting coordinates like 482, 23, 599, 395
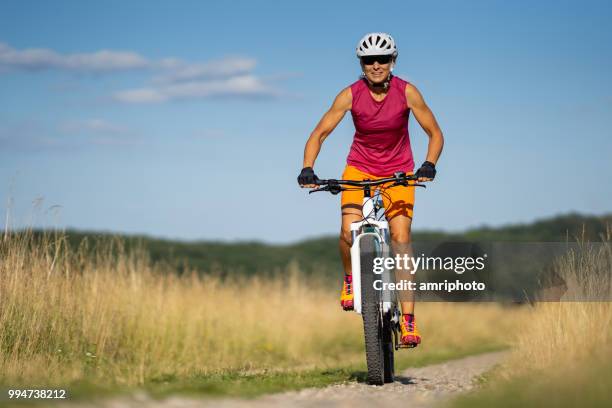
0, 42, 256, 79
114, 75, 279, 103
0, 41, 289, 103
152, 56, 257, 83
0, 42, 148, 72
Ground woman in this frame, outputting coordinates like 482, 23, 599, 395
298, 33, 444, 346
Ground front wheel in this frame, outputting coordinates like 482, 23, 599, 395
383, 311, 395, 383
360, 235, 385, 385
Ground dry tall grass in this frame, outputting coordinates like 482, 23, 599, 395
503, 235, 612, 376
450, 238, 612, 408
1, 230, 518, 387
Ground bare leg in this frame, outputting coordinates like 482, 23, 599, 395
339, 205, 362, 275
388, 214, 415, 314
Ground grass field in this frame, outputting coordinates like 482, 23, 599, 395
452, 234, 612, 407
0, 230, 524, 398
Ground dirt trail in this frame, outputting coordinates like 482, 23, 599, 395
71, 351, 507, 408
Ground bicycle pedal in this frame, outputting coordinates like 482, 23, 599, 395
397, 343, 418, 349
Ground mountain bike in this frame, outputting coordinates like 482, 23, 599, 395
309, 172, 424, 385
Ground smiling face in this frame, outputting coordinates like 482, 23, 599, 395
360, 56, 395, 86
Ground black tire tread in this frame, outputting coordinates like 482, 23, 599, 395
383, 312, 395, 383
360, 235, 384, 385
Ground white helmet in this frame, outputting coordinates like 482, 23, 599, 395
356, 32, 398, 58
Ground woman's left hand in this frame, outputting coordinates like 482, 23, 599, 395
415, 161, 436, 182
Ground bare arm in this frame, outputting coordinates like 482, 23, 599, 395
302, 87, 352, 168
405, 83, 444, 166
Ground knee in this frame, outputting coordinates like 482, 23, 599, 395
340, 226, 353, 246
390, 229, 412, 244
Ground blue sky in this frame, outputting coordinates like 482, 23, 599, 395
1, 0, 611, 243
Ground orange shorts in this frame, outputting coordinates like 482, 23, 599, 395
340, 165, 415, 220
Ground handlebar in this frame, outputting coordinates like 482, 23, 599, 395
309, 172, 426, 195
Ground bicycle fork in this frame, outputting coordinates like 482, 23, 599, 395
349, 188, 398, 319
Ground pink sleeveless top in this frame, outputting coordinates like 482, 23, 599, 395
346, 76, 414, 176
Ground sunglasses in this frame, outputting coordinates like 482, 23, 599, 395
360, 55, 393, 65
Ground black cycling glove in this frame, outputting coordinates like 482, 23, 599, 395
297, 167, 319, 185
415, 161, 437, 180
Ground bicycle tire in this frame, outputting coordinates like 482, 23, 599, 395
360, 234, 385, 385
383, 311, 395, 383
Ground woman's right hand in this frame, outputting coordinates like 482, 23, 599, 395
297, 167, 319, 188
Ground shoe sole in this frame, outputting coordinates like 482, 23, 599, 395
400, 335, 421, 348
341, 300, 354, 311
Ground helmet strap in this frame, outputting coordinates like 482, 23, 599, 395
362, 72, 393, 91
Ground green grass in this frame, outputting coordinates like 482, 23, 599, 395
451, 358, 612, 408
143, 343, 506, 399
0, 344, 506, 407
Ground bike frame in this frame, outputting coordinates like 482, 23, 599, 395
308, 173, 421, 321
350, 189, 398, 318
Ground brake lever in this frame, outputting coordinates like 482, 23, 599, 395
391, 181, 427, 188
308, 186, 329, 194
308, 185, 347, 194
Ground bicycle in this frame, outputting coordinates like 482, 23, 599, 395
309, 172, 425, 385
